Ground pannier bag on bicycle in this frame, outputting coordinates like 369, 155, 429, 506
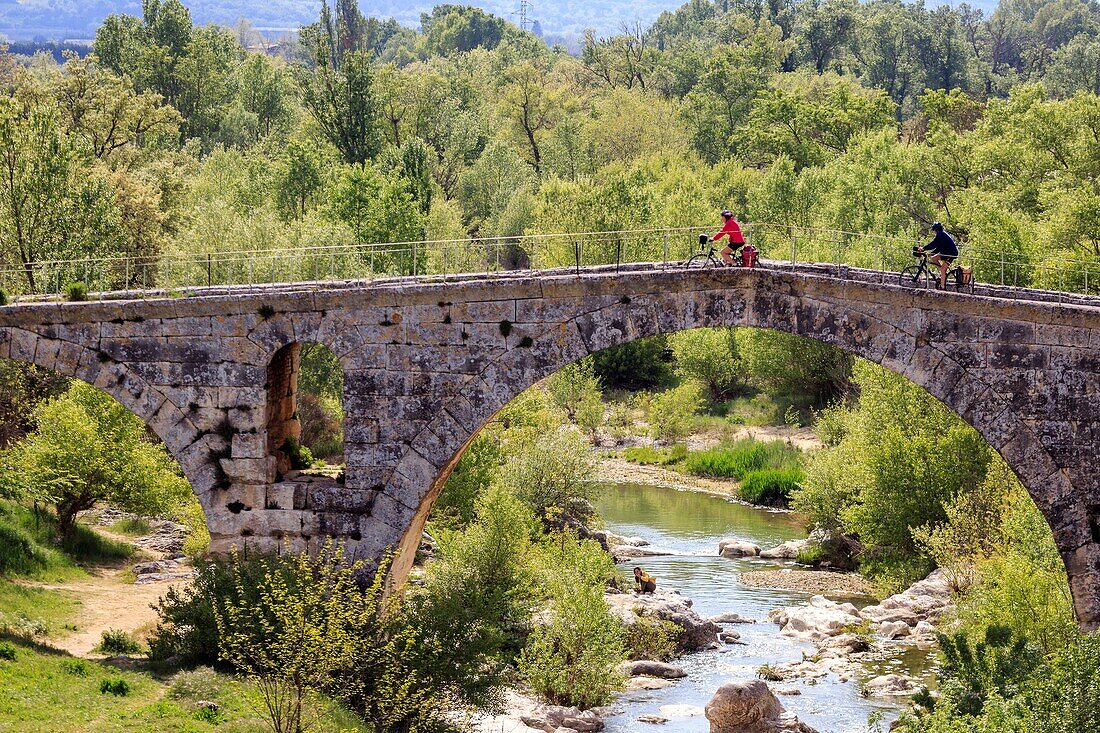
741, 244, 758, 268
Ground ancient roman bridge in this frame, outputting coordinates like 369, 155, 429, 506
2, 262, 1099, 627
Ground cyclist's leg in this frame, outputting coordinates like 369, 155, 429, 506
930, 254, 947, 289
720, 245, 736, 267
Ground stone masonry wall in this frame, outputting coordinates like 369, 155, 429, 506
0, 264, 1098, 627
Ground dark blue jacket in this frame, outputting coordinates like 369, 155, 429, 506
926, 230, 958, 257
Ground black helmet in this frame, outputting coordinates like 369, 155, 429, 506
931, 221, 944, 232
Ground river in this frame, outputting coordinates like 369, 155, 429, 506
597, 481, 921, 733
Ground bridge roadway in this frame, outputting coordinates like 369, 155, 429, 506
2, 260, 1099, 627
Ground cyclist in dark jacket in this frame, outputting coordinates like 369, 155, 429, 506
920, 222, 959, 289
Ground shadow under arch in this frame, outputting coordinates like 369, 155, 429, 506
382, 271, 1095, 628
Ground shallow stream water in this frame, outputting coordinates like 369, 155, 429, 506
597, 482, 924, 733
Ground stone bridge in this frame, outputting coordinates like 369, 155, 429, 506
2, 263, 1099, 627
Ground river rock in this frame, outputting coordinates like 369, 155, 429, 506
877, 621, 911, 640
769, 595, 863, 641
704, 680, 819, 733
606, 591, 720, 651
863, 674, 917, 697
620, 660, 687, 679
719, 630, 742, 644
760, 540, 809, 560
612, 545, 674, 562
638, 714, 669, 724
859, 569, 952, 628
711, 612, 758, 624
719, 539, 761, 557
626, 676, 674, 690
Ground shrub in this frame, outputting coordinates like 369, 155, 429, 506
64, 282, 88, 302
500, 429, 599, 521
936, 625, 1042, 717
61, 658, 91, 676
0, 641, 16, 661
622, 615, 680, 662
149, 554, 274, 666
520, 536, 625, 709
648, 382, 704, 442
738, 468, 803, 507
169, 667, 222, 701
0, 289, 8, 306
95, 628, 142, 655
546, 358, 603, 426
0, 522, 45, 575
795, 542, 826, 566
99, 677, 131, 696
282, 436, 314, 470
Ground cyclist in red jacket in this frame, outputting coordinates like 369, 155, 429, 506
711, 210, 745, 266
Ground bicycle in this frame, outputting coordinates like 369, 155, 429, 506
685, 234, 759, 269
898, 247, 974, 292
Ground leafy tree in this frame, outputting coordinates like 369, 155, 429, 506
669, 328, 744, 401
0, 382, 191, 537
0, 88, 127, 291
521, 533, 625, 709
422, 5, 507, 56
591, 337, 674, 391
300, 50, 381, 165
499, 429, 599, 521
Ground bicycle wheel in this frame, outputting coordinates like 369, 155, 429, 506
685, 252, 718, 269
898, 265, 927, 288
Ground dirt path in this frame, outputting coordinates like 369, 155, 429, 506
25, 567, 188, 656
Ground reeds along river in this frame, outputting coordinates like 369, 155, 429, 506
597, 482, 927, 733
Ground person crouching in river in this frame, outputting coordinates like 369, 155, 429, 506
634, 566, 657, 594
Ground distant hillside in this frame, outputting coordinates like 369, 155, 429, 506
0, 0, 686, 40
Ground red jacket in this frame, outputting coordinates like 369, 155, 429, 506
713, 218, 744, 245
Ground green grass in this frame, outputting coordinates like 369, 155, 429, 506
0, 582, 80, 638
621, 444, 687, 466
0, 638, 369, 732
108, 518, 153, 537
683, 438, 802, 480
0, 501, 135, 583
737, 468, 804, 507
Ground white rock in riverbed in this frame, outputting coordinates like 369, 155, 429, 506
769, 595, 863, 641
863, 674, 917, 697
719, 539, 762, 557
760, 539, 810, 559
606, 590, 720, 651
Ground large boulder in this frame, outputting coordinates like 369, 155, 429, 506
759, 540, 809, 560
606, 591, 720, 651
768, 596, 862, 642
704, 680, 818, 733
719, 539, 761, 557
620, 660, 687, 679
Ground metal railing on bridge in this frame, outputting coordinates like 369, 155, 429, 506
1, 225, 1097, 303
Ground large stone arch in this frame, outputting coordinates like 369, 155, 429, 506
380, 269, 1099, 628
0, 324, 219, 518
